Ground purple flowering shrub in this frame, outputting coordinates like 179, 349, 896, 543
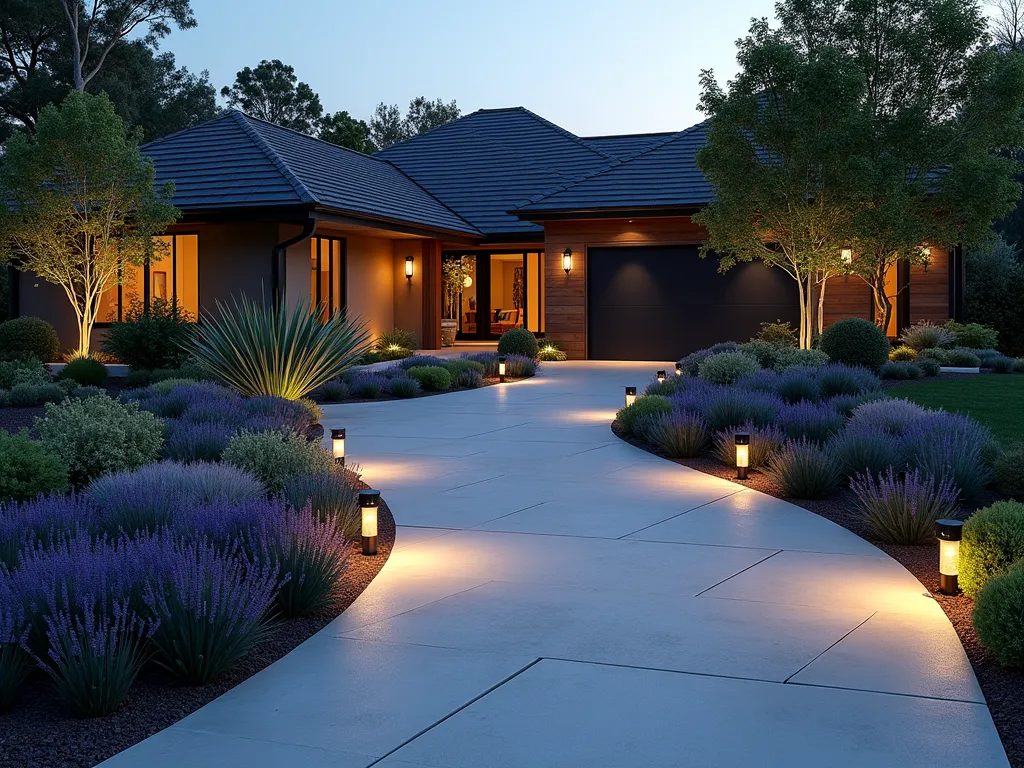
828, 425, 905, 481
349, 373, 389, 399
638, 409, 709, 459
851, 468, 960, 544
0, 578, 29, 712
848, 398, 927, 437
0, 495, 96, 569
901, 412, 995, 503
767, 439, 842, 499
775, 369, 821, 404
143, 536, 281, 685
165, 420, 235, 462
281, 468, 362, 539
778, 401, 845, 443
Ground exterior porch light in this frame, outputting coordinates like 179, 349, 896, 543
498, 355, 507, 383
331, 428, 346, 467
656, 370, 667, 383
359, 490, 380, 556
405, 255, 414, 282
840, 246, 853, 266
675, 362, 683, 376
936, 519, 963, 595
625, 386, 637, 407
562, 248, 573, 275
735, 432, 750, 480
921, 246, 932, 266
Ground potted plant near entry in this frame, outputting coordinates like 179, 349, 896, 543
441, 257, 473, 347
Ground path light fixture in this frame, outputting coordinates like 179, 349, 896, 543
840, 246, 853, 266
405, 255, 414, 282
562, 248, 573, 275
359, 490, 380, 556
625, 386, 637, 408
936, 519, 964, 595
498, 355, 507, 383
675, 362, 683, 376
735, 432, 750, 480
656, 370, 667, 384
331, 428, 346, 467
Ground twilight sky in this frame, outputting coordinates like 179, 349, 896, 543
165, 0, 777, 137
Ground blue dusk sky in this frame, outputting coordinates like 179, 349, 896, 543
164, 0, 778, 137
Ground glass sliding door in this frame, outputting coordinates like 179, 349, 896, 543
444, 251, 544, 340
310, 236, 345, 322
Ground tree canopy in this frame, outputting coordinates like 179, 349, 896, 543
369, 97, 461, 150
319, 110, 375, 153
220, 59, 322, 134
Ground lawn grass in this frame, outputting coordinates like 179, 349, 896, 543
892, 374, 1024, 447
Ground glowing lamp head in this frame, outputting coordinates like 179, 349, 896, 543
735, 432, 750, 479
921, 246, 932, 265
840, 246, 853, 265
498, 355, 507, 382
562, 247, 573, 275
330, 428, 346, 465
935, 519, 963, 595
656, 370, 667, 384
405, 255, 414, 281
675, 362, 683, 375
359, 489, 380, 556
624, 386, 637, 407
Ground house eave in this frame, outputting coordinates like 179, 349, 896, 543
513, 204, 707, 222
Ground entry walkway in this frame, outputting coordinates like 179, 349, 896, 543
105, 362, 1007, 767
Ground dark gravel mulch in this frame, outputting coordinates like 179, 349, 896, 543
0, 497, 396, 768
613, 423, 1024, 767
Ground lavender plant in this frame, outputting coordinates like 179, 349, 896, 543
164, 420, 235, 462
848, 398, 927, 437
767, 439, 841, 499
0, 495, 96, 569
901, 412, 995, 503
282, 468, 362, 539
775, 368, 821, 404
350, 373, 388, 399
0, 579, 29, 712
829, 426, 905, 481
639, 410, 709, 458
851, 468, 960, 544
778, 401, 845, 443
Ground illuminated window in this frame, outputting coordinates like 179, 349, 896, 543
96, 234, 199, 322
310, 236, 345, 321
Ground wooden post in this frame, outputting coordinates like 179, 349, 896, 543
421, 239, 442, 350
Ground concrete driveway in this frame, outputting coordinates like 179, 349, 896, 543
105, 362, 1007, 768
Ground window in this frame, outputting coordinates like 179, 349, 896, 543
310, 236, 345, 321
97, 234, 199, 322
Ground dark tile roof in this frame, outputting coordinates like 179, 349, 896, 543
375, 107, 616, 235
143, 111, 479, 236
582, 132, 676, 160
515, 123, 713, 214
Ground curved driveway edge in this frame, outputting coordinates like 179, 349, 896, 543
103, 362, 1008, 768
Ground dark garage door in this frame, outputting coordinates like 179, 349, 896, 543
587, 245, 801, 361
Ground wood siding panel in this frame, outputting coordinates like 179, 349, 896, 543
910, 247, 950, 325
823, 275, 872, 328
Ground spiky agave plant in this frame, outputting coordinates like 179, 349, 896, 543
188, 295, 371, 400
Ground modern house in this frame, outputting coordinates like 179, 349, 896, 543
9, 107, 964, 360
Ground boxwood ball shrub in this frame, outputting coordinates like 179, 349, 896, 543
773, 347, 830, 371
616, 395, 672, 437
993, 446, 1024, 500
959, 501, 1024, 598
819, 318, 890, 372
36, 396, 164, 486
945, 348, 982, 367
767, 438, 841, 499
0, 431, 70, 502
900, 321, 954, 351
851, 468, 959, 545
407, 365, 453, 392
973, 564, 1024, 668
223, 430, 332, 494
880, 361, 923, 380
0, 317, 60, 363
0, 358, 50, 389
496, 327, 539, 359
58, 356, 108, 386
917, 358, 941, 377
698, 351, 760, 385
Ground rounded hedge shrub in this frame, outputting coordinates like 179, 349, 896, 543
496, 327, 539, 359
945, 348, 982, 367
615, 395, 672, 437
879, 361, 923, 380
960, 501, 1024, 598
819, 318, 889, 372
407, 365, 453, 392
773, 347, 830, 371
973, 564, 1024, 667
988, 356, 1016, 374
0, 317, 60, 363
917, 358, 941, 377
944, 320, 998, 350
58, 356, 108, 386
223, 430, 332, 494
697, 352, 760, 385
0, 431, 70, 502
993, 446, 1024, 501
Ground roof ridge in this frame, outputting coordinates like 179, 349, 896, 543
511, 106, 617, 162
514, 122, 707, 211
228, 111, 317, 205
380, 159, 482, 236
583, 131, 677, 140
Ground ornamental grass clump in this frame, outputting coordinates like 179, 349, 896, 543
775, 369, 821, 404
973, 564, 1024, 668
188, 295, 371, 400
637, 410, 709, 458
767, 438, 841, 499
282, 468, 362, 539
712, 423, 786, 469
987, 355, 1017, 374
880, 361, 923, 380
143, 536, 281, 686
829, 425, 905, 481
959, 501, 1024, 598
316, 380, 349, 402
778, 401, 845, 443
901, 412, 995, 504
848, 398, 927, 437
703, 388, 782, 431
851, 468, 960, 545
900, 321, 954, 351
462, 352, 500, 377
248, 506, 350, 618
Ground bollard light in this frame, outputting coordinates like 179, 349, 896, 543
498, 355, 507, 383
735, 432, 750, 480
331, 428, 346, 466
360, 490, 380, 556
656, 370, 667, 384
675, 362, 682, 376
624, 386, 636, 407
935, 519, 963, 595
405, 255, 414, 282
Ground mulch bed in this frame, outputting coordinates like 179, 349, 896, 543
0, 496, 396, 768
613, 422, 1024, 767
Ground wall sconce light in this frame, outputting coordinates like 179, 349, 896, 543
624, 386, 636, 407
562, 247, 573, 275
936, 519, 963, 595
498, 355, 507, 383
921, 246, 932, 266
675, 362, 683, 376
656, 370, 667, 384
735, 431, 750, 479
405, 255, 414, 282
840, 246, 853, 266
359, 490, 380, 556
331, 428, 346, 467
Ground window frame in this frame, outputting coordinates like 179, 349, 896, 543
310, 235, 347, 320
